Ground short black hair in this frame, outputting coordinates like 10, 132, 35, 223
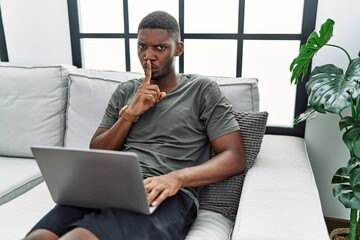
138, 11, 180, 41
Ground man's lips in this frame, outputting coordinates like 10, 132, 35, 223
143, 63, 157, 71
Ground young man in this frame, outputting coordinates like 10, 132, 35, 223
26, 11, 245, 240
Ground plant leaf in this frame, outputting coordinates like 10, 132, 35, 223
338, 192, 360, 209
293, 106, 318, 125
347, 156, 360, 173
332, 167, 360, 209
290, 19, 335, 84
350, 168, 360, 199
332, 167, 349, 184
339, 116, 358, 131
305, 58, 360, 114
333, 184, 352, 196
355, 140, 360, 158
343, 125, 360, 154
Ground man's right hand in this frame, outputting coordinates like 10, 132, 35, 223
126, 60, 166, 117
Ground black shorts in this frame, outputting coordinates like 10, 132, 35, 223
28, 191, 196, 240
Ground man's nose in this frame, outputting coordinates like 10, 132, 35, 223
144, 48, 155, 60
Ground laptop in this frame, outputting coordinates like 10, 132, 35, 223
31, 146, 157, 215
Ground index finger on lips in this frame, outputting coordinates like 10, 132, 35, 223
142, 60, 152, 86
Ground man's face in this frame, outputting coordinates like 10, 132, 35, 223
137, 28, 180, 80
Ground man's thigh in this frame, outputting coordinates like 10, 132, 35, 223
28, 205, 98, 237
72, 191, 197, 240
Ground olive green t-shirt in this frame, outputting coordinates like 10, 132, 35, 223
99, 74, 240, 207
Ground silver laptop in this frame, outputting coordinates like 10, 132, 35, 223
31, 146, 157, 215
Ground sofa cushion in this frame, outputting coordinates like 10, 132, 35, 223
199, 111, 268, 221
232, 135, 330, 239
64, 71, 259, 148
0, 156, 42, 205
65, 69, 143, 148
0, 63, 76, 157
0, 182, 55, 239
0, 182, 232, 240
185, 209, 233, 240
210, 76, 259, 112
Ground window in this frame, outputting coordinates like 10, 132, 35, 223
0, 4, 9, 62
67, 0, 318, 137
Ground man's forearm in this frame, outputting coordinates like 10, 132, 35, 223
173, 149, 244, 188
89, 118, 133, 150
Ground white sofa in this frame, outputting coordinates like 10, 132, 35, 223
0, 63, 329, 240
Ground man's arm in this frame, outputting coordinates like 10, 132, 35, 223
90, 60, 165, 150
144, 130, 245, 206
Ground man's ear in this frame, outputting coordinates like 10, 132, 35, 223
175, 41, 184, 56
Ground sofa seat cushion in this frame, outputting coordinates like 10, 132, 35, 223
0, 157, 42, 205
0, 63, 76, 157
0, 182, 232, 240
0, 182, 54, 240
231, 135, 329, 240
185, 210, 233, 240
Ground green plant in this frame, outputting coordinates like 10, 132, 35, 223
290, 18, 360, 239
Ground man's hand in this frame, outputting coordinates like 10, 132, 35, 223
127, 60, 166, 116
144, 172, 183, 206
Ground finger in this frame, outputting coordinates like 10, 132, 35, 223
159, 92, 166, 101
139, 86, 161, 101
147, 186, 162, 205
143, 178, 151, 185
151, 190, 170, 206
142, 60, 152, 86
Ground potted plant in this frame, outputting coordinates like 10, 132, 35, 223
290, 18, 360, 239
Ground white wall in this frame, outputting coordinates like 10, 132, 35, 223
306, 0, 360, 220
1, 0, 360, 220
0, 0, 72, 64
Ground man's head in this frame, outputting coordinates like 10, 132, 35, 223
138, 11, 180, 43
137, 11, 183, 81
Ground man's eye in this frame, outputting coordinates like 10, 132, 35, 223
138, 44, 145, 49
157, 46, 166, 50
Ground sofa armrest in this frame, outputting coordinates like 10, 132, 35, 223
231, 135, 329, 240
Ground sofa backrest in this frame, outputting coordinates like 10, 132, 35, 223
64, 69, 144, 148
0, 63, 259, 156
64, 69, 259, 148
0, 63, 76, 158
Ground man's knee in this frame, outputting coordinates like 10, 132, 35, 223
61, 227, 98, 240
24, 229, 59, 240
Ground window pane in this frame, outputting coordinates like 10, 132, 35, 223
185, 0, 238, 33
128, 0, 178, 33
242, 40, 300, 127
81, 39, 126, 71
244, 0, 304, 34
129, 39, 179, 74
78, 0, 124, 33
129, 39, 142, 73
184, 39, 237, 77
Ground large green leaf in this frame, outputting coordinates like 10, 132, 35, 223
340, 116, 358, 131
342, 123, 360, 156
350, 168, 360, 199
332, 167, 350, 184
333, 167, 360, 209
305, 58, 360, 114
347, 156, 360, 173
290, 19, 335, 84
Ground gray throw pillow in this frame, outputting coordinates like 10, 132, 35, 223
198, 111, 268, 221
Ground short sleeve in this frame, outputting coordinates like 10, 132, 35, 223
98, 78, 141, 129
199, 81, 240, 141
98, 88, 120, 129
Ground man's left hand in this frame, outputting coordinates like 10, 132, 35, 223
143, 172, 183, 206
